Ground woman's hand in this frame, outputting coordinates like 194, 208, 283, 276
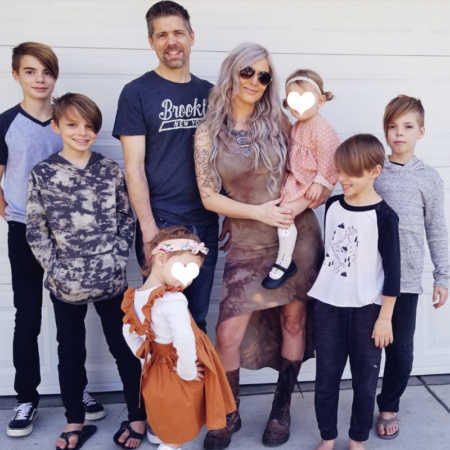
253, 198, 294, 228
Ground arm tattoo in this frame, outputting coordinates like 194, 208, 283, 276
194, 125, 220, 199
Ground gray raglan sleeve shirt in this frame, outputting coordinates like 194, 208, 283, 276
424, 174, 449, 288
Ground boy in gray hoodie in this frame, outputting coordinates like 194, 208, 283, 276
374, 95, 449, 440
26, 93, 146, 449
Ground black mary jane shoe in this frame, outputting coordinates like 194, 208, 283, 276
113, 421, 145, 449
262, 262, 297, 289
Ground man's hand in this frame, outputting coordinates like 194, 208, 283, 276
141, 222, 160, 271
433, 286, 448, 309
219, 217, 232, 252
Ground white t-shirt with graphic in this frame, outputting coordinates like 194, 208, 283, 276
308, 195, 400, 307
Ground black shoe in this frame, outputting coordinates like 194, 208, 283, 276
262, 262, 297, 289
6, 402, 38, 437
83, 391, 106, 421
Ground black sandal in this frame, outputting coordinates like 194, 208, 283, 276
56, 425, 97, 450
113, 421, 145, 449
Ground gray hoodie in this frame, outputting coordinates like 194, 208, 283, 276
375, 157, 448, 294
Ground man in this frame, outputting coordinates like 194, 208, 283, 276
113, 1, 218, 332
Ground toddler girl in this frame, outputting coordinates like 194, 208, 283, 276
121, 226, 236, 450
263, 69, 340, 289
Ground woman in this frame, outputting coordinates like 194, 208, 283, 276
194, 43, 325, 448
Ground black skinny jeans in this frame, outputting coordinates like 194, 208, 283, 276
8, 221, 44, 406
314, 300, 382, 442
377, 292, 419, 413
51, 293, 146, 424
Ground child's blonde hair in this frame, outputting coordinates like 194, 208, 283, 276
142, 226, 203, 277
383, 95, 425, 139
283, 69, 333, 108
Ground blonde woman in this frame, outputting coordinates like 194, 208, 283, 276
194, 43, 325, 448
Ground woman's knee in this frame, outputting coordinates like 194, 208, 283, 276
216, 321, 245, 352
281, 305, 306, 337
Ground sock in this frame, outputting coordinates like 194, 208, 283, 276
269, 224, 298, 280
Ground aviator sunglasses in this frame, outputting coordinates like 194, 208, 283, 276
239, 66, 272, 86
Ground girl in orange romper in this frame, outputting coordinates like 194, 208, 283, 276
262, 69, 340, 289
121, 226, 236, 450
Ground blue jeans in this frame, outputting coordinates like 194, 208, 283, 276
135, 214, 219, 333
377, 292, 419, 413
314, 300, 382, 442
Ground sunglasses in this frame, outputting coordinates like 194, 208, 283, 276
239, 66, 272, 86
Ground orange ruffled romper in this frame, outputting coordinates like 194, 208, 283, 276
122, 286, 236, 444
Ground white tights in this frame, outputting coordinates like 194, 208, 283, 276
269, 224, 298, 280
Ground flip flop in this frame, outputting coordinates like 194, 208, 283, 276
56, 424, 97, 449
113, 420, 145, 448
376, 415, 399, 440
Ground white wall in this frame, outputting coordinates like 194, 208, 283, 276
0, 0, 449, 393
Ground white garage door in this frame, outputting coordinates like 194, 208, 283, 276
0, 0, 449, 393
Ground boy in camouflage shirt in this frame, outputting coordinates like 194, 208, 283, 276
26, 93, 146, 449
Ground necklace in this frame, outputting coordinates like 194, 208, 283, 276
230, 129, 251, 157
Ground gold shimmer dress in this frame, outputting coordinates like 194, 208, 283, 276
215, 128, 324, 370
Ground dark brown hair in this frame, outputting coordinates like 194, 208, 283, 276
12, 42, 59, 79
52, 93, 102, 133
334, 134, 385, 177
142, 226, 203, 276
283, 68, 333, 108
145, 1, 192, 37
383, 95, 425, 138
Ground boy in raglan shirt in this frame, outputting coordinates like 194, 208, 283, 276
0, 42, 103, 438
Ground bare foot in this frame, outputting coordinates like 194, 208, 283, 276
377, 411, 399, 437
315, 439, 336, 450
56, 423, 83, 449
117, 420, 146, 449
349, 438, 365, 450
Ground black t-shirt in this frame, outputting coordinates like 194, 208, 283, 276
113, 71, 216, 224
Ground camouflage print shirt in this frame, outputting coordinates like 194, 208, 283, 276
26, 152, 135, 304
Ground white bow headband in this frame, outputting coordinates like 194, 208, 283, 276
151, 238, 209, 256
286, 76, 322, 95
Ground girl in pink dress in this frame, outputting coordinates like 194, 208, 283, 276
263, 69, 340, 289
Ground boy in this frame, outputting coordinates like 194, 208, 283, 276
309, 134, 401, 450
26, 93, 146, 449
0, 42, 103, 437
374, 95, 448, 439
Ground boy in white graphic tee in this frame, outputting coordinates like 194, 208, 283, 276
309, 134, 400, 450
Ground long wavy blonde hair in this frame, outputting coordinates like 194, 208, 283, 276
203, 42, 287, 193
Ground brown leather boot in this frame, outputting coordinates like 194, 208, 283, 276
203, 369, 241, 450
262, 358, 301, 447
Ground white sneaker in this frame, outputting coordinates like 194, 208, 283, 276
6, 403, 38, 437
147, 427, 162, 444
82, 390, 106, 420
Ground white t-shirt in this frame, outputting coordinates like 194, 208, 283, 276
308, 195, 400, 307
123, 286, 198, 381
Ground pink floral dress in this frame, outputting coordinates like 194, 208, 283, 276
282, 114, 340, 202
